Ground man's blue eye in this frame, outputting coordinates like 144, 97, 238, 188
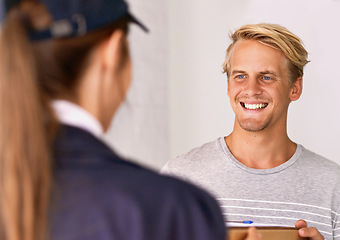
236, 75, 245, 79
263, 76, 271, 80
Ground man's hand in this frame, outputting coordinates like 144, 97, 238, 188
245, 227, 262, 240
295, 219, 324, 240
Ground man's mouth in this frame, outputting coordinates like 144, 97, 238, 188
241, 102, 268, 110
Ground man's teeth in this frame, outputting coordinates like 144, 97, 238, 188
244, 103, 267, 110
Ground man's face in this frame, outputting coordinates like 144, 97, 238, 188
227, 39, 301, 132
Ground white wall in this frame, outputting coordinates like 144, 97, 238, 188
169, 0, 340, 165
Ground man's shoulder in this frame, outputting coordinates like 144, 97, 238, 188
299, 145, 340, 175
300, 145, 339, 167
173, 138, 223, 162
161, 138, 223, 172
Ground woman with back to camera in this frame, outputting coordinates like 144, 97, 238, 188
0, 0, 261, 240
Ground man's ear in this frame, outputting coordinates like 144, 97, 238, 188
101, 29, 125, 71
289, 77, 303, 101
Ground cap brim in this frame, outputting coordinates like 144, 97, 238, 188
128, 13, 149, 32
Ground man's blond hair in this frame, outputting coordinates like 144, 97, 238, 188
222, 23, 309, 84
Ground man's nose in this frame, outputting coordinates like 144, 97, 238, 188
243, 77, 262, 96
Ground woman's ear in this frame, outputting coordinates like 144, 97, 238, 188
101, 29, 125, 72
289, 77, 303, 101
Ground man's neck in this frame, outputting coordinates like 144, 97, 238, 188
225, 124, 297, 169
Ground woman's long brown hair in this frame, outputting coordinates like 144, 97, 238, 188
0, 1, 128, 240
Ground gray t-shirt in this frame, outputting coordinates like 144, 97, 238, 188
161, 137, 340, 240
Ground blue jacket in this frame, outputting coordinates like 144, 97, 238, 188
50, 125, 226, 240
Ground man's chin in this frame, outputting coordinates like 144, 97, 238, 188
237, 120, 269, 132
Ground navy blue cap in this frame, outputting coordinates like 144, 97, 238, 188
4, 0, 148, 40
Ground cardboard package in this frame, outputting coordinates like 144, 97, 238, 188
228, 227, 307, 240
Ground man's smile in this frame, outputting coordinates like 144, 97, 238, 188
240, 102, 268, 110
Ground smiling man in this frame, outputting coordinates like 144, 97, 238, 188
162, 24, 340, 240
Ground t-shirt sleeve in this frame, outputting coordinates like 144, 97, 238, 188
160, 161, 171, 174
160, 157, 192, 183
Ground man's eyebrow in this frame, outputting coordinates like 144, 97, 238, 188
260, 71, 278, 76
231, 70, 246, 75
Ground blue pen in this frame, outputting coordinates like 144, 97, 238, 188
226, 220, 253, 224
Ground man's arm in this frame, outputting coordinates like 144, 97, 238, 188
295, 220, 325, 240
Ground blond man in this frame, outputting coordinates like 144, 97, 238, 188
162, 23, 340, 240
